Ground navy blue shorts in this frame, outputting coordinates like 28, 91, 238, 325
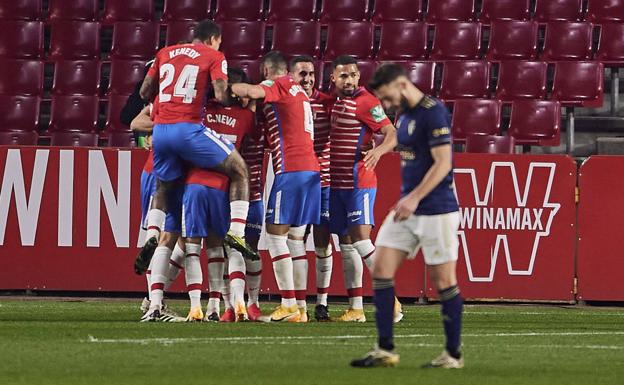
266, 171, 321, 226
320, 186, 330, 226
181, 184, 229, 238
329, 188, 377, 235
245, 200, 264, 239
140, 170, 157, 230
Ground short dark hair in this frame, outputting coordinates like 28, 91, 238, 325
331, 55, 358, 71
289, 55, 315, 71
368, 63, 407, 90
193, 20, 221, 42
227, 67, 248, 84
261, 51, 288, 72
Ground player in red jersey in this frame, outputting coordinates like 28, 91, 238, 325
328, 56, 399, 322
232, 51, 321, 322
289, 55, 335, 322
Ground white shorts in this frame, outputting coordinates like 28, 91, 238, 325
375, 211, 460, 266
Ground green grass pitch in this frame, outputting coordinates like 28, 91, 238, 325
0, 298, 622, 385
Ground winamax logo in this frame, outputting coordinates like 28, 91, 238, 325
455, 162, 561, 282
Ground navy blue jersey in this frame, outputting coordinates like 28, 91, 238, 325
396, 96, 459, 215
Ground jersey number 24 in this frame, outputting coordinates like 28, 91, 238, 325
159, 64, 198, 104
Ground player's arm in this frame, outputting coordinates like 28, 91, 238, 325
231, 83, 266, 100
139, 75, 157, 102
130, 106, 153, 133
363, 123, 397, 169
213, 79, 228, 103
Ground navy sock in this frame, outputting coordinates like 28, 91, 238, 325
439, 285, 463, 359
373, 279, 395, 351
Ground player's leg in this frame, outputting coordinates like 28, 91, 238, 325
266, 223, 297, 320
289, 225, 309, 322
135, 171, 165, 275
205, 234, 226, 322
314, 186, 333, 321
141, 230, 178, 322
184, 237, 204, 322
244, 201, 263, 321
220, 263, 235, 322
164, 238, 185, 292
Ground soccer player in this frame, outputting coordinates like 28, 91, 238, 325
351, 64, 463, 368
232, 51, 321, 322
289, 55, 335, 321
328, 56, 398, 322
138, 20, 252, 321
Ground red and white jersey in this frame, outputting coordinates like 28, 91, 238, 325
330, 87, 391, 189
186, 102, 259, 191
260, 75, 319, 174
147, 43, 228, 124
241, 132, 265, 202
310, 89, 334, 188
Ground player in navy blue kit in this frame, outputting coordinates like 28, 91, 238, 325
351, 64, 463, 369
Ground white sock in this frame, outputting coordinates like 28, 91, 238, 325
315, 244, 333, 306
149, 246, 173, 309
146, 258, 153, 301
353, 239, 376, 273
145, 209, 165, 242
222, 274, 232, 310
229, 200, 249, 237
227, 248, 246, 309
267, 233, 296, 308
288, 227, 308, 309
206, 247, 225, 304
164, 242, 185, 290
340, 243, 363, 310
185, 243, 203, 309
207, 298, 220, 315
245, 258, 262, 307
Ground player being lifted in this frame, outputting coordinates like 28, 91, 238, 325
232, 51, 321, 322
351, 64, 463, 368
289, 55, 335, 321
328, 56, 399, 322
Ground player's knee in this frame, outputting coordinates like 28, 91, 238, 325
224, 152, 249, 181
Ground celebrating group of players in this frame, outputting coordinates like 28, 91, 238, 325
132, 19, 465, 369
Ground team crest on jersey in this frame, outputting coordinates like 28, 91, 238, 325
221, 60, 228, 74
370, 105, 387, 123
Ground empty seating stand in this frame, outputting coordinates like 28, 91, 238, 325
0, 95, 40, 132
465, 134, 515, 154
509, 100, 561, 147
215, 0, 264, 21
372, 0, 422, 23
271, 21, 321, 58
320, 0, 369, 23
267, 0, 317, 22
451, 99, 502, 142
161, 0, 210, 22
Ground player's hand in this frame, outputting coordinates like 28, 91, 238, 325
393, 195, 419, 222
363, 147, 383, 170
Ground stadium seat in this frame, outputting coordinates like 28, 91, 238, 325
0, 21, 43, 59
0, 95, 40, 132
534, 0, 584, 22
227, 59, 262, 84
271, 21, 321, 57
486, 20, 538, 60
102, 0, 154, 23
107, 132, 136, 147
49, 21, 100, 60
596, 23, 624, 66
465, 134, 515, 153
479, 0, 530, 23
587, 0, 624, 23
161, 0, 210, 21
324, 22, 374, 60
396, 61, 436, 95
377, 22, 428, 60
47, 0, 97, 21
425, 0, 475, 23
551, 61, 604, 108
509, 100, 561, 146
0, 131, 39, 145
372, 0, 423, 23
110, 22, 159, 60
0, 59, 43, 96
50, 132, 98, 146
214, 0, 264, 21
49, 95, 99, 132
165, 21, 197, 45
52, 60, 100, 95
107, 59, 148, 95
220, 21, 266, 59
0, 0, 41, 20
320, 0, 369, 22
440, 61, 490, 100
431, 22, 482, 60
450, 99, 501, 142
496, 61, 548, 101
105, 94, 132, 132
267, 0, 317, 22
542, 22, 593, 61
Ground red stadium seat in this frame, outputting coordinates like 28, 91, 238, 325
496, 61, 548, 101
271, 21, 321, 57
0, 95, 40, 132
395, 61, 436, 95
551, 61, 604, 108
105, 94, 132, 132
324, 22, 374, 60
161, 0, 210, 21
220, 21, 266, 59
49, 95, 99, 132
52, 60, 100, 95
542, 22, 593, 61
440, 61, 490, 100
102, 0, 154, 23
267, 0, 317, 22
49, 21, 100, 60
509, 100, 561, 146
0, 131, 39, 145
165, 21, 196, 45
465, 134, 515, 154
479, 0, 530, 23
377, 22, 428, 60
50, 132, 99, 146
0, 21, 43, 59
108, 59, 148, 95
0, 59, 43, 95
534, 0, 584, 22
372, 0, 423, 23
431, 22, 481, 60
48, 0, 97, 21
425, 0, 475, 23
596, 23, 624, 66
450, 99, 501, 142
587, 0, 624, 23
0, 0, 41, 20
214, 0, 264, 21
320, 0, 369, 22
227, 59, 262, 84
110, 22, 159, 60
107, 132, 136, 147
486, 20, 538, 60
